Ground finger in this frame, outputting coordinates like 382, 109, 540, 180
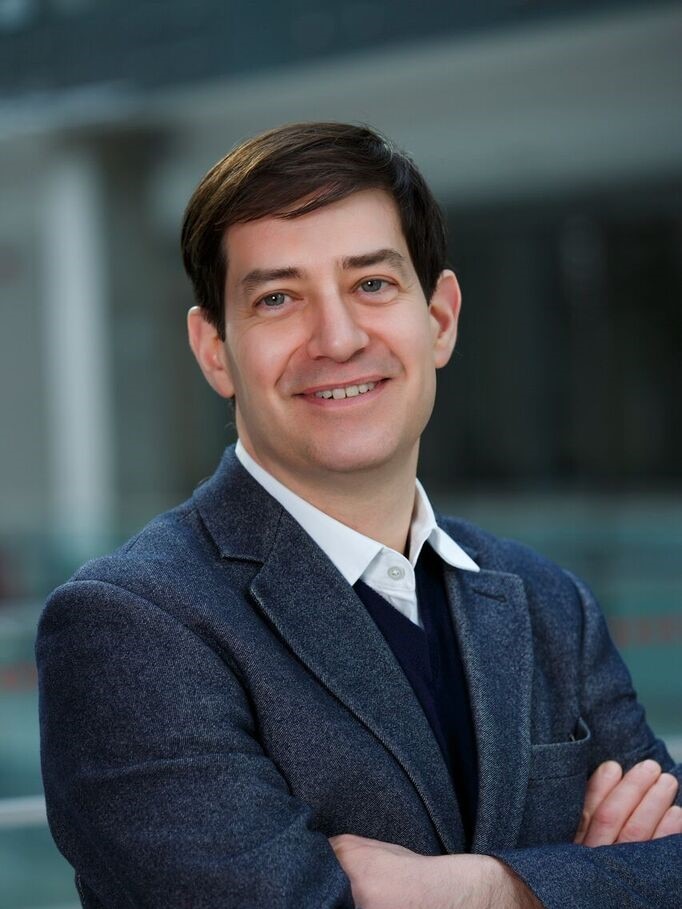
328, 833, 356, 857
617, 773, 679, 843
329, 833, 367, 851
582, 759, 662, 847
574, 761, 623, 844
653, 804, 682, 839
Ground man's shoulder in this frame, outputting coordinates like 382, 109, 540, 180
439, 516, 596, 652
36, 453, 279, 662
61, 445, 259, 597
44, 486, 237, 629
75, 496, 207, 582
439, 513, 583, 604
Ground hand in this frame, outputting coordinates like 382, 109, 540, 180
329, 834, 540, 909
575, 759, 682, 846
329, 834, 445, 909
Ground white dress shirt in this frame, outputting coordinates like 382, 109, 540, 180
235, 440, 479, 628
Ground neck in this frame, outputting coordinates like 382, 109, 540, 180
244, 444, 419, 555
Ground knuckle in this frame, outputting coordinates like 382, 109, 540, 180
618, 776, 651, 800
618, 822, 647, 843
592, 804, 620, 829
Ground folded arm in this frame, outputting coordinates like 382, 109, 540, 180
331, 760, 681, 909
37, 580, 353, 909
332, 574, 682, 909
488, 574, 681, 909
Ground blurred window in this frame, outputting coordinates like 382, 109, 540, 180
49, 0, 102, 14
0, 0, 37, 31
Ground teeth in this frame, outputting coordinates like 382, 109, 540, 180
314, 381, 376, 399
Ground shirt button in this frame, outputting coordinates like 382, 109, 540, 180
387, 566, 405, 580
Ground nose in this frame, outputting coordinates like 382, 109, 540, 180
305, 292, 370, 362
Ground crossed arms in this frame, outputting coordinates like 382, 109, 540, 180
331, 758, 682, 908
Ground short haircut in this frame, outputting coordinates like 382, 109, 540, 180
181, 122, 448, 339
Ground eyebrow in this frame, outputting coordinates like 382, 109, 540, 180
341, 248, 408, 274
240, 266, 302, 296
239, 248, 409, 296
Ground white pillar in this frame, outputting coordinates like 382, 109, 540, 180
42, 146, 114, 557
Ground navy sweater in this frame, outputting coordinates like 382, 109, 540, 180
354, 542, 478, 845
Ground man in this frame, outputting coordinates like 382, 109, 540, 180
37, 123, 681, 908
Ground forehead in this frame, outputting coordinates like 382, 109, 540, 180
223, 189, 409, 278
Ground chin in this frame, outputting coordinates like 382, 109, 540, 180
304, 437, 405, 475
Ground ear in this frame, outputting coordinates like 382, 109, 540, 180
187, 306, 235, 398
428, 269, 462, 368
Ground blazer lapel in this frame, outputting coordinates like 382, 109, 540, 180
251, 511, 465, 854
444, 567, 533, 853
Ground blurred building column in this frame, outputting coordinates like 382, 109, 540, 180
42, 144, 114, 559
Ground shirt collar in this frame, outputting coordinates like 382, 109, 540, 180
410, 478, 479, 573
235, 439, 479, 584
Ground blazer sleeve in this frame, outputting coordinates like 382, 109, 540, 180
36, 579, 354, 909
489, 572, 682, 909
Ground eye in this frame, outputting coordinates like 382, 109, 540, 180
258, 291, 288, 308
359, 278, 389, 294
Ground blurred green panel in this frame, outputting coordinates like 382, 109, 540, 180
0, 691, 42, 799
0, 825, 77, 909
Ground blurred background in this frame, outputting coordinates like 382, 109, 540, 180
0, 0, 681, 905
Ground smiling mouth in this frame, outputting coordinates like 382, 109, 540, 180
314, 381, 377, 400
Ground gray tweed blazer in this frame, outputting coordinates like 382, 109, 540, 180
36, 445, 681, 908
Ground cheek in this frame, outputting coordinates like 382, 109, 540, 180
228, 329, 292, 392
394, 318, 436, 371
405, 328, 439, 408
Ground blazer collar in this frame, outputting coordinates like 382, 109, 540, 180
192, 445, 282, 563
194, 445, 483, 568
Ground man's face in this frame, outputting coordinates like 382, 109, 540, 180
192, 189, 460, 489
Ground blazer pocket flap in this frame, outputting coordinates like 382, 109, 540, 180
529, 717, 592, 780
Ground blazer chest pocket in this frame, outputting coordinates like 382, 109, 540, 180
518, 717, 592, 847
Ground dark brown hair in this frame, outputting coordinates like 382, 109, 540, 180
181, 122, 448, 339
